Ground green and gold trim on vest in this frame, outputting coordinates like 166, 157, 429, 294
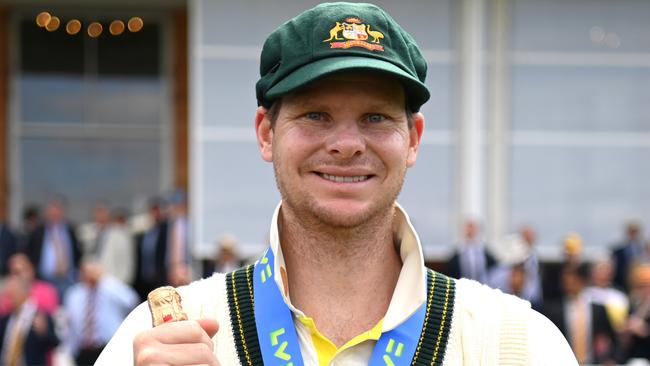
224, 267, 456, 366
225, 265, 263, 366
411, 269, 456, 366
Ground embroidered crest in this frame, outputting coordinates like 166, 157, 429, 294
323, 17, 384, 51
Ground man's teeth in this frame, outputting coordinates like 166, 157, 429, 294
321, 173, 369, 183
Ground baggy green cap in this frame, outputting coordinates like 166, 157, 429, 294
256, 2, 430, 112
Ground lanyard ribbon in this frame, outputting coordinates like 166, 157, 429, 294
253, 248, 426, 366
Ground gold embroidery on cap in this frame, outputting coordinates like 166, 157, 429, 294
323, 17, 384, 51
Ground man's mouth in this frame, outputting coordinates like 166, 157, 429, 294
318, 173, 371, 183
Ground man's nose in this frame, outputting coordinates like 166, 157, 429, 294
325, 121, 366, 158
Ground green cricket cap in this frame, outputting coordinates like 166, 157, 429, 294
256, 2, 430, 112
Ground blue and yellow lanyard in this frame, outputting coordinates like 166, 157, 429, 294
253, 248, 426, 366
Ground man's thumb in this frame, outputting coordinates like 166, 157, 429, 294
197, 318, 219, 338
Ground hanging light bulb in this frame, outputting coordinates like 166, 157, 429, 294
109, 20, 125, 35
66, 19, 82, 35
45, 16, 60, 32
87, 22, 103, 38
127, 17, 144, 32
35, 11, 51, 27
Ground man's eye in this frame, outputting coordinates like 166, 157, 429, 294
367, 114, 386, 123
305, 112, 323, 120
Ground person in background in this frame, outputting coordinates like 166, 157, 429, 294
166, 189, 191, 284
519, 224, 543, 307
18, 205, 40, 249
133, 197, 168, 301
563, 232, 584, 268
26, 197, 82, 299
203, 233, 244, 277
0, 253, 59, 316
612, 220, 644, 292
63, 257, 138, 365
0, 275, 59, 366
621, 263, 650, 361
505, 262, 543, 312
0, 217, 18, 276
545, 264, 620, 365
445, 218, 496, 284
78, 203, 134, 284
584, 256, 630, 332
489, 224, 543, 307
544, 232, 584, 303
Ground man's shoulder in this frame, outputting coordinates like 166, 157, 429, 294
175, 272, 231, 317
454, 277, 530, 308
448, 278, 577, 365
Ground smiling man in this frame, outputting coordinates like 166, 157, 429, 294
97, 3, 576, 365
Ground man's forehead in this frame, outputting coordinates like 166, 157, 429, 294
285, 71, 406, 103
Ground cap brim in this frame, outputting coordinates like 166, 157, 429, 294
266, 56, 430, 111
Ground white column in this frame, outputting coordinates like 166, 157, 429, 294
487, 0, 511, 245
188, 0, 205, 267
457, 0, 486, 235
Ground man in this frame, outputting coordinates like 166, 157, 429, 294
97, 3, 576, 365
63, 258, 139, 365
0, 253, 59, 316
0, 218, 17, 276
612, 220, 644, 292
166, 190, 192, 284
544, 264, 620, 364
583, 257, 629, 331
622, 264, 650, 361
0, 275, 59, 366
26, 197, 82, 299
78, 203, 136, 284
445, 219, 496, 284
133, 197, 169, 301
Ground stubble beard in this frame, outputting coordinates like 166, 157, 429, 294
272, 159, 407, 233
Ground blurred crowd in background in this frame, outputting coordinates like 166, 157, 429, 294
0, 193, 648, 365
447, 219, 650, 365
0, 191, 244, 366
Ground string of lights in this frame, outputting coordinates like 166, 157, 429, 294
35, 11, 144, 38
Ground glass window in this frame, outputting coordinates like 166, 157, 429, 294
21, 138, 162, 222
13, 10, 169, 223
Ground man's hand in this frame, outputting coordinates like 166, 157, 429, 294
133, 318, 220, 366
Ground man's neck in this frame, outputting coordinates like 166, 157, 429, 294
278, 206, 403, 347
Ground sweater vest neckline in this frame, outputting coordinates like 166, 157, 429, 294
225, 265, 456, 365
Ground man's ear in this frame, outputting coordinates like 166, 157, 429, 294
255, 106, 273, 162
406, 112, 425, 167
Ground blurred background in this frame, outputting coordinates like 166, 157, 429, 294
0, 0, 648, 365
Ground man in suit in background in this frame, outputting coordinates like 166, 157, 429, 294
64, 258, 139, 365
612, 220, 644, 292
133, 197, 168, 301
0, 218, 18, 276
446, 218, 496, 284
0, 275, 59, 366
545, 263, 620, 365
26, 197, 81, 299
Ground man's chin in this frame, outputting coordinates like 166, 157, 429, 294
308, 202, 384, 229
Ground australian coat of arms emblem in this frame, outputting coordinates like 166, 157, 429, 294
324, 17, 385, 51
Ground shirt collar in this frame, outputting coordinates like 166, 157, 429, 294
268, 201, 427, 332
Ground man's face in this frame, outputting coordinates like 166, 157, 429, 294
256, 72, 424, 228
45, 201, 64, 224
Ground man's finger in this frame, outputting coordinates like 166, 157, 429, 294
147, 320, 216, 345
198, 318, 219, 338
